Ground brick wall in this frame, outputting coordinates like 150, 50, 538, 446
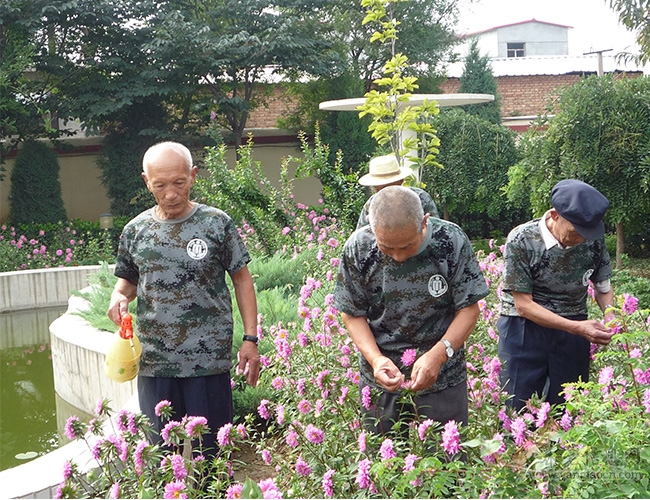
246, 85, 298, 129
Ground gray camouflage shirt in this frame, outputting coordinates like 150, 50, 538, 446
333, 218, 489, 394
114, 203, 251, 378
500, 217, 612, 317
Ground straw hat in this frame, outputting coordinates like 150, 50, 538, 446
358, 154, 411, 186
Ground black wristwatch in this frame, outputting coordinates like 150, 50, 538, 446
242, 334, 259, 345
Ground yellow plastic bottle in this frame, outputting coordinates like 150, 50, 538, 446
105, 313, 142, 383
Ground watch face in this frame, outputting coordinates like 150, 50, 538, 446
446, 346, 454, 358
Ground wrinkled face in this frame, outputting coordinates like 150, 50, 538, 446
142, 151, 197, 220
374, 219, 427, 262
551, 210, 585, 247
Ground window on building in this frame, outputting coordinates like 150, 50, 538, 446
507, 42, 525, 58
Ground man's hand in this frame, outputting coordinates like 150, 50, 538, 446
573, 319, 615, 345
237, 341, 261, 387
371, 356, 404, 392
409, 347, 446, 392
107, 278, 137, 326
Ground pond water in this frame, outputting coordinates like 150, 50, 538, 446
0, 306, 67, 471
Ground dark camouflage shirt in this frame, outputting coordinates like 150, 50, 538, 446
356, 187, 440, 230
114, 203, 251, 378
333, 218, 489, 394
500, 217, 612, 317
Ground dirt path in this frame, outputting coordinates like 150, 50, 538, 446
232, 442, 278, 483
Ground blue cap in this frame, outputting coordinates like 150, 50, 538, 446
551, 179, 609, 240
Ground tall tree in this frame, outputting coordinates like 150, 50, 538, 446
506, 74, 650, 267
608, 0, 650, 65
458, 39, 501, 125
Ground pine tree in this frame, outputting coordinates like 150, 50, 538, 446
459, 39, 502, 125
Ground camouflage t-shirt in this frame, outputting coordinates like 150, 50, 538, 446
356, 187, 440, 230
333, 218, 489, 394
500, 217, 612, 317
114, 203, 251, 378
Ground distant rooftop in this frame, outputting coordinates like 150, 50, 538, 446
462, 18, 573, 38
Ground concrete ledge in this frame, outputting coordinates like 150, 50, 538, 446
50, 293, 137, 417
0, 265, 109, 313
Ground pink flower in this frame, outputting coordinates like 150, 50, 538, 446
599, 366, 614, 385
276, 405, 285, 425
401, 348, 417, 367
185, 416, 208, 438
226, 484, 243, 498
622, 293, 639, 315
134, 440, 147, 475
217, 423, 233, 447
403, 453, 418, 472
380, 438, 397, 460
560, 411, 573, 431
297, 399, 311, 414
161, 421, 183, 444
322, 469, 335, 497
361, 385, 372, 410
327, 238, 339, 248
258, 478, 283, 499
286, 430, 299, 447
535, 402, 550, 428
295, 456, 311, 476
155, 400, 172, 417
355, 458, 372, 489
261, 449, 272, 464
64, 415, 83, 440
62, 460, 73, 479
272, 377, 283, 390
109, 483, 120, 499
163, 481, 187, 499
171, 454, 187, 480
258, 399, 270, 419
511, 417, 527, 446
643, 389, 650, 414
441, 420, 461, 455
305, 424, 324, 444
418, 419, 434, 441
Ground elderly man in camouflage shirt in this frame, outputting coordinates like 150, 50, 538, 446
108, 141, 260, 455
333, 186, 488, 434
498, 179, 615, 411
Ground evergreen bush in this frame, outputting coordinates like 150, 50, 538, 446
8, 140, 67, 224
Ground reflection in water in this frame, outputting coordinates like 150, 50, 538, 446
0, 307, 65, 471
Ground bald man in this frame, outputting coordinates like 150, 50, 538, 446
108, 142, 259, 456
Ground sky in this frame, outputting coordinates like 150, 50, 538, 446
456, 0, 641, 58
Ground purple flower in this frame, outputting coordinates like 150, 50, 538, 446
134, 440, 148, 475
305, 424, 324, 444
643, 389, 650, 414
358, 431, 367, 452
361, 385, 372, 410
163, 481, 187, 499
155, 400, 172, 417
355, 458, 372, 489
62, 460, 73, 480
441, 420, 461, 455
217, 423, 234, 447
623, 293, 639, 315
560, 411, 573, 431
322, 469, 335, 497
295, 456, 311, 476
286, 430, 299, 447
261, 449, 272, 464
401, 348, 417, 367
599, 366, 614, 385
161, 420, 183, 444
271, 377, 283, 390
380, 438, 397, 460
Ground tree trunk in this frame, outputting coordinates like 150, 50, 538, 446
443, 203, 450, 221
616, 221, 625, 269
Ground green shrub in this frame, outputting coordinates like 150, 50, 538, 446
9, 140, 67, 224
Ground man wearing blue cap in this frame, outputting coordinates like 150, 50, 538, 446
497, 179, 615, 410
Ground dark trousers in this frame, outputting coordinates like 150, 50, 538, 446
361, 380, 469, 435
137, 372, 233, 457
497, 315, 590, 411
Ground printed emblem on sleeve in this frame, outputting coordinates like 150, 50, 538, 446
187, 238, 208, 260
582, 269, 594, 286
428, 275, 448, 297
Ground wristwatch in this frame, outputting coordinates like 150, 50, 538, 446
441, 339, 454, 360
242, 334, 259, 345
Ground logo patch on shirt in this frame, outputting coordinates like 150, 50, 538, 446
187, 238, 208, 260
582, 269, 594, 286
428, 275, 448, 297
